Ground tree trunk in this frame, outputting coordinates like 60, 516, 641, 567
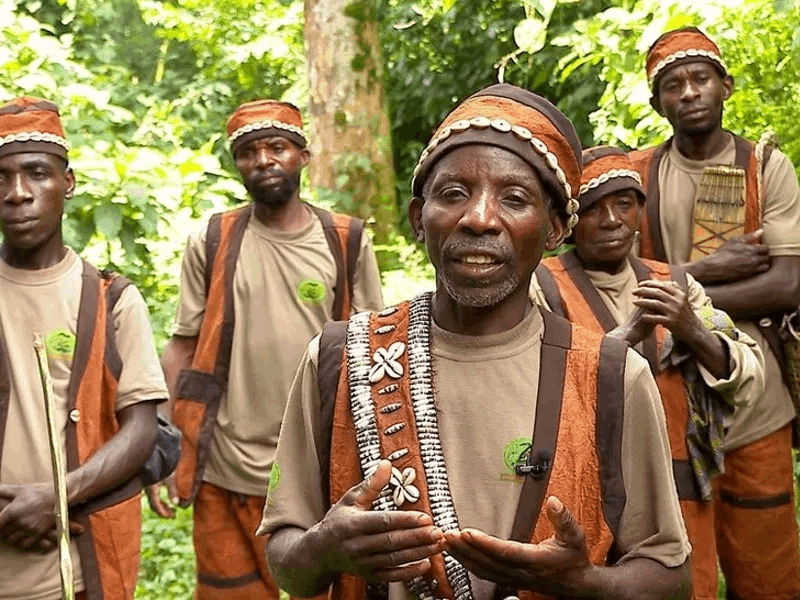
304, 0, 397, 258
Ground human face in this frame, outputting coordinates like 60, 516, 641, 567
653, 62, 732, 136
234, 135, 309, 206
410, 145, 564, 309
573, 190, 641, 274
0, 152, 73, 256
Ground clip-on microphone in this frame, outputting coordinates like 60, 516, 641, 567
514, 448, 552, 480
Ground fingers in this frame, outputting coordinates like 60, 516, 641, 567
342, 460, 393, 511
545, 496, 584, 549
69, 520, 84, 536
345, 525, 444, 557
373, 558, 432, 582
145, 484, 175, 519
165, 474, 180, 506
738, 229, 764, 244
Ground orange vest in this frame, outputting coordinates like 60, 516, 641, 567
629, 135, 762, 263
173, 203, 364, 504
537, 253, 717, 600
319, 296, 628, 600
0, 261, 141, 600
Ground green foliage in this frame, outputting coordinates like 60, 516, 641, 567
136, 498, 195, 598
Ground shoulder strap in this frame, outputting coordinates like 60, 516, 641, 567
317, 320, 348, 503
204, 205, 251, 301
733, 133, 751, 171
345, 217, 364, 304
308, 205, 348, 320
644, 141, 672, 262
559, 251, 618, 332
534, 263, 564, 317
100, 271, 132, 381
508, 310, 570, 543
596, 335, 628, 556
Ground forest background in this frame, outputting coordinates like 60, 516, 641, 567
1, 0, 799, 597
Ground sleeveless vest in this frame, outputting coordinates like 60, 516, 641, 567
537, 253, 718, 600
0, 261, 141, 600
173, 203, 364, 504
628, 134, 762, 263
318, 294, 629, 600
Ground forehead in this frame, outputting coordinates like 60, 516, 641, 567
237, 135, 295, 152
0, 152, 65, 171
427, 144, 542, 186
659, 60, 721, 85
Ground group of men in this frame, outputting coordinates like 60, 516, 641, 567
0, 24, 798, 600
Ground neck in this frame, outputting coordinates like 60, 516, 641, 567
251, 194, 310, 231
431, 286, 532, 336
575, 250, 628, 275
0, 238, 67, 270
673, 126, 729, 161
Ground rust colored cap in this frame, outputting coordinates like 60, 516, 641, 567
646, 27, 727, 91
226, 99, 306, 154
578, 146, 644, 212
0, 97, 69, 160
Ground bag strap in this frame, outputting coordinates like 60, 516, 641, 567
317, 320, 349, 503
534, 263, 564, 317
644, 141, 672, 262
100, 270, 132, 381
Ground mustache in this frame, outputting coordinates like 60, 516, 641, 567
442, 237, 515, 262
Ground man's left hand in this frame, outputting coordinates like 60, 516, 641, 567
444, 496, 594, 596
632, 279, 701, 343
0, 483, 58, 551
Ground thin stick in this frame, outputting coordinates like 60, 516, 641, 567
33, 331, 75, 600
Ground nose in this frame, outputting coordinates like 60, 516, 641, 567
679, 80, 700, 102
599, 202, 621, 228
4, 174, 33, 205
458, 189, 502, 235
254, 147, 275, 168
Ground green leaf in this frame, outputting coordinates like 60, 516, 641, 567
514, 18, 548, 55
93, 204, 123, 238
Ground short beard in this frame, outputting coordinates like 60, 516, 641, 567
440, 271, 521, 308
246, 171, 300, 206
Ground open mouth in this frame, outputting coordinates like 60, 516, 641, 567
455, 254, 500, 265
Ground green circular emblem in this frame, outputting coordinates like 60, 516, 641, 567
46, 329, 76, 360
503, 437, 532, 475
297, 279, 327, 305
268, 461, 281, 494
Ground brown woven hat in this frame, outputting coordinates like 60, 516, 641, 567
411, 83, 582, 235
226, 99, 306, 154
646, 27, 727, 91
0, 97, 69, 161
578, 146, 644, 212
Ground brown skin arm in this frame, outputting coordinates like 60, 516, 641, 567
684, 230, 770, 285
145, 333, 198, 518
445, 496, 690, 600
701, 255, 800, 320
0, 401, 158, 552
266, 460, 445, 597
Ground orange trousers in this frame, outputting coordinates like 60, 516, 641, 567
680, 499, 717, 600
714, 424, 800, 600
193, 482, 280, 600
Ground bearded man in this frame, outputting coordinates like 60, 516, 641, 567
629, 27, 800, 600
260, 84, 691, 600
148, 99, 384, 599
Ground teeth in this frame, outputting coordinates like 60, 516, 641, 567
462, 255, 495, 264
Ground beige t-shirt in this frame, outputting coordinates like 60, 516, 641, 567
174, 206, 384, 495
0, 249, 168, 600
260, 306, 690, 599
655, 136, 800, 448
530, 262, 764, 408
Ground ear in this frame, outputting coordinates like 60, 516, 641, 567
650, 93, 663, 116
299, 148, 310, 169
722, 75, 734, 100
544, 209, 566, 251
64, 167, 75, 200
408, 196, 425, 242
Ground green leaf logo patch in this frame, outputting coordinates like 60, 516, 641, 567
297, 279, 327, 305
46, 329, 77, 360
503, 437, 532, 476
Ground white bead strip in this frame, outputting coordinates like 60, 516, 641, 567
578, 168, 643, 197
0, 131, 69, 151
227, 119, 306, 145
649, 48, 728, 86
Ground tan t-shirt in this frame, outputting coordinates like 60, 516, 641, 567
530, 262, 764, 408
654, 136, 800, 448
0, 249, 168, 600
174, 206, 384, 495
259, 306, 690, 599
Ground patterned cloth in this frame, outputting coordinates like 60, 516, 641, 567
661, 305, 739, 500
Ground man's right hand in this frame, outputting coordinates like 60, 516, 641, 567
301, 459, 445, 583
145, 474, 179, 519
689, 229, 770, 284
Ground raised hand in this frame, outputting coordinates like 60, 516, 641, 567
444, 496, 592, 596
303, 459, 445, 582
632, 279, 701, 343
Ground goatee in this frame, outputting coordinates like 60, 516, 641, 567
246, 171, 300, 206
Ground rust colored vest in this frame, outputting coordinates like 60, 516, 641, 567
318, 298, 628, 600
0, 261, 141, 600
629, 135, 762, 263
173, 203, 364, 504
